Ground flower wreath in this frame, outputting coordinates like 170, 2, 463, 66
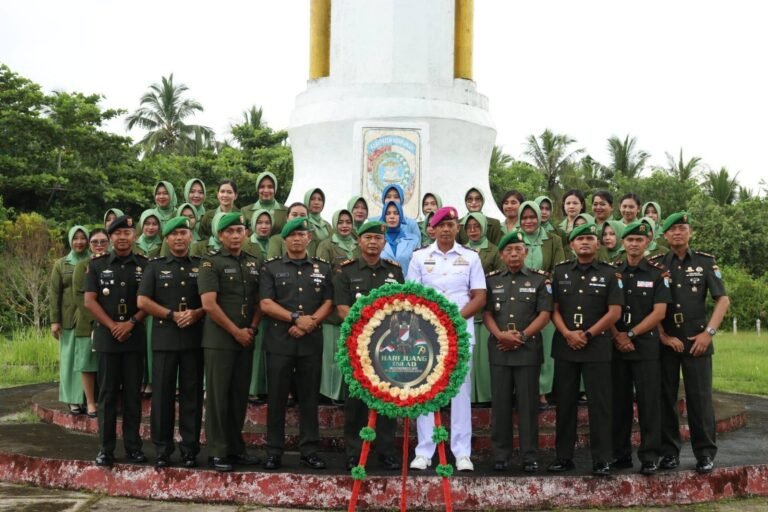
336, 281, 471, 419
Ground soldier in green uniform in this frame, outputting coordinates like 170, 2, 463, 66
333, 221, 404, 471
609, 221, 671, 475
137, 217, 206, 468
260, 217, 334, 470
197, 212, 262, 472
483, 230, 553, 473
654, 212, 730, 474
84, 215, 148, 467
547, 222, 623, 476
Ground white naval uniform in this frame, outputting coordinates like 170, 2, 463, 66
407, 241, 486, 459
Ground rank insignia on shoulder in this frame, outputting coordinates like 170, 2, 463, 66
531, 268, 549, 277
340, 259, 356, 267
383, 258, 400, 267
649, 253, 664, 260
201, 261, 213, 268
265, 256, 280, 263
695, 251, 716, 259
555, 259, 573, 266
485, 269, 501, 277
313, 257, 329, 264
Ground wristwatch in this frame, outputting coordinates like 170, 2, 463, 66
166, 309, 174, 321
705, 326, 717, 336
290, 311, 301, 324
520, 331, 530, 343
129, 316, 139, 325
627, 330, 636, 339
585, 331, 594, 341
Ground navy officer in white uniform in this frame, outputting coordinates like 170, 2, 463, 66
407, 206, 487, 472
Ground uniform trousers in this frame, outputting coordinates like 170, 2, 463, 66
151, 349, 204, 457
204, 348, 253, 458
612, 358, 661, 463
266, 351, 322, 457
59, 329, 84, 404
553, 359, 612, 462
490, 364, 539, 463
660, 349, 716, 460
97, 351, 144, 454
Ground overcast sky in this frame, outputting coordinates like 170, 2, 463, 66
2, 0, 765, 192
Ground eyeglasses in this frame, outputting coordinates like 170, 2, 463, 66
90, 240, 108, 246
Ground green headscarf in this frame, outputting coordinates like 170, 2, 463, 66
601, 220, 625, 260
64, 225, 90, 265
422, 192, 443, 215
534, 196, 555, 232
331, 209, 357, 258
640, 216, 659, 254
347, 195, 369, 230
303, 188, 332, 241
642, 201, 663, 235
103, 208, 124, 227
252, 171, 279, 211
463, 212, 489, 251
153, 180, 178, 223
517, 201, 547, 270
177, 202, 202, 242
208, 211, 226, 251
136, 209, 162, 255
183, 178, 206, 219
249, 208, 273, 253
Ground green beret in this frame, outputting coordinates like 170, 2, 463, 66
217, 212, 245, 233
661, 211, 690, 233
498, 229, 526, 250
280, 216, 310, 239
621, 220, 652, 239
568, 222, 599, 241
162, 216, 191, 237
357, 220, 386, 236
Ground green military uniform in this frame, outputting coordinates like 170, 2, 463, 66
485, 262, 553, 466
333, 254, 404, 464
73, 257, 99, 373
612, 252, 671, 466
138, 249, 204, 461
551, 224, 624, 466
85, 248, 148, 457
266, 232, 318, 259
239, 171, 289, 236
260, 251, 333, 459
197, 244, 260, 459
199, 206, 239, 240
652, 221, 726, 464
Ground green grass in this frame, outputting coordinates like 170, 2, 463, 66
0, 327, 59, 388
712, 331, 768, 396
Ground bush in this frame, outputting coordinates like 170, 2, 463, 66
718, 265, 768, 328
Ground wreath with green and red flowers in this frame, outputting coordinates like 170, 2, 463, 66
336, 281, 471, 419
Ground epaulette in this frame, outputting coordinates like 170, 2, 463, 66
461, 244, 478, 253
649, 253, 664, 261
265, 256, 280, 263
647, 259, 665, 270
555, 259, 574, 266
611, 260, 624, 266
695, 250, 716, 259
207, 248, 221, 256
415, 245, 431, 251
340, 259, 357, 267
485, 269, 502, 277
383, 258, 401, 267
312, 256, 330, 264
149, 256, 162, 262
530, 268, 550, 278
599, 260, 616, 268
91, 252, 109, 260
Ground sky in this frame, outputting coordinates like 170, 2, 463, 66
2, 0, 766, 192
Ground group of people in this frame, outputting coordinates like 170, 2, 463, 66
49, 174, 728, 476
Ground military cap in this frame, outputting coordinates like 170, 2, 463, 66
357, 220, 386, 236
281, 216, 310, 239
498, 229, 526, 250
661, 211, 690, 233
568, 222, 599, 241
621, 220, 652, 239
106, 215, 134, 235
162, 215, 191, 237
217, 212, 245, 233
429, 206, 459, 227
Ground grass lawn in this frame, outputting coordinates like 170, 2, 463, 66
0, 328, 59, 389
712, 331, 767, 396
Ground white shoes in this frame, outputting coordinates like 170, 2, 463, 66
410, 455, 431, 470
456, 456, 474, 472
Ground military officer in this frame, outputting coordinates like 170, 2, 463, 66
483, 229, 552, 473
84, 215, 148, 467
137, 216, 205, 468
333, 221, 404, 471
260, 217, 334, 470
653, 212, 729, 474
547, 222, 623, 476
198, 212, 262, 472
609, 221, 671, 475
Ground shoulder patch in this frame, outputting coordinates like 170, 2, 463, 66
201, 260, 213, 268
383, 258, 401, 267
695, 250, 716, 259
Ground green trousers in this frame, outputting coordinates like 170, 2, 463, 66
59, 329, 84, 404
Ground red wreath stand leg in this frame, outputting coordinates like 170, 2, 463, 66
348, 410, 377, 512
435, 411, 453, 512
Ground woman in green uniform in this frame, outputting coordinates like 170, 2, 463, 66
518, 201, 566, 408
463, 212, 504, 405
72, 228, 108, 417
247, 209, 273, 404
304, 188, 333, 243
558, 189, 587, 245
459, 188, 502, 245
50, 225, 90, 414
591, 191, 614, 230
184, 178, 206, 227
618, 193, 641, 225
500, 190, 525, 235
347, 196, 369, 232
153, 181, 178, 225
316, 209, 359, 403
639, 217, 668, 258
600, 220, 626, 262
198, 180, 239, 240
240, 171, 289, 236
419, 193, 442, 245
103, 208, 124, 229
191, 211, 225, 258
133, 210, 162, 258
266, 203, 320, 259
642, 201, 668, 250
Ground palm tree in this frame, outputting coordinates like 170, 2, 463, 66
606, 135, 650, 180
737, 185, 754, 202
489, 145, 513, 175
524, 129, 584, 194
704, 167, 739, 206
126, 74, 214, 156
665, 148, 702, 182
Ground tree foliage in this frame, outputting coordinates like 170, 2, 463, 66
606, 134, 650, 180
523, 129, 584, 194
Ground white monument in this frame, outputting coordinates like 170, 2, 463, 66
287, 0, 498, 219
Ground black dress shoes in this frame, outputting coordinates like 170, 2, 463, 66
208, 457, 233, 472
640, 461, 658, 475
155, 455, 170, 468
263, 455, 282, 470
231, 453, 261, 466
379, 455, 400, 470
95, 451, 113, 467
182, 454, 197, 468
126, 450, 146, 463
300, 453, 327, 469
522, 461, 539, 474
547, 459, 575, 472
659, 455, 680, 470
493, 460, 509, 472
347, 456, 357, 471
696, 456, 714, 474
592, 462, 611, 476
610, 457, 633, 470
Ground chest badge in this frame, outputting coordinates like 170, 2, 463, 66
102, 287, 110, 296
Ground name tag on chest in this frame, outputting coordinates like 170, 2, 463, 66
637, 281, 653, 288
224, 268, 237, 274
